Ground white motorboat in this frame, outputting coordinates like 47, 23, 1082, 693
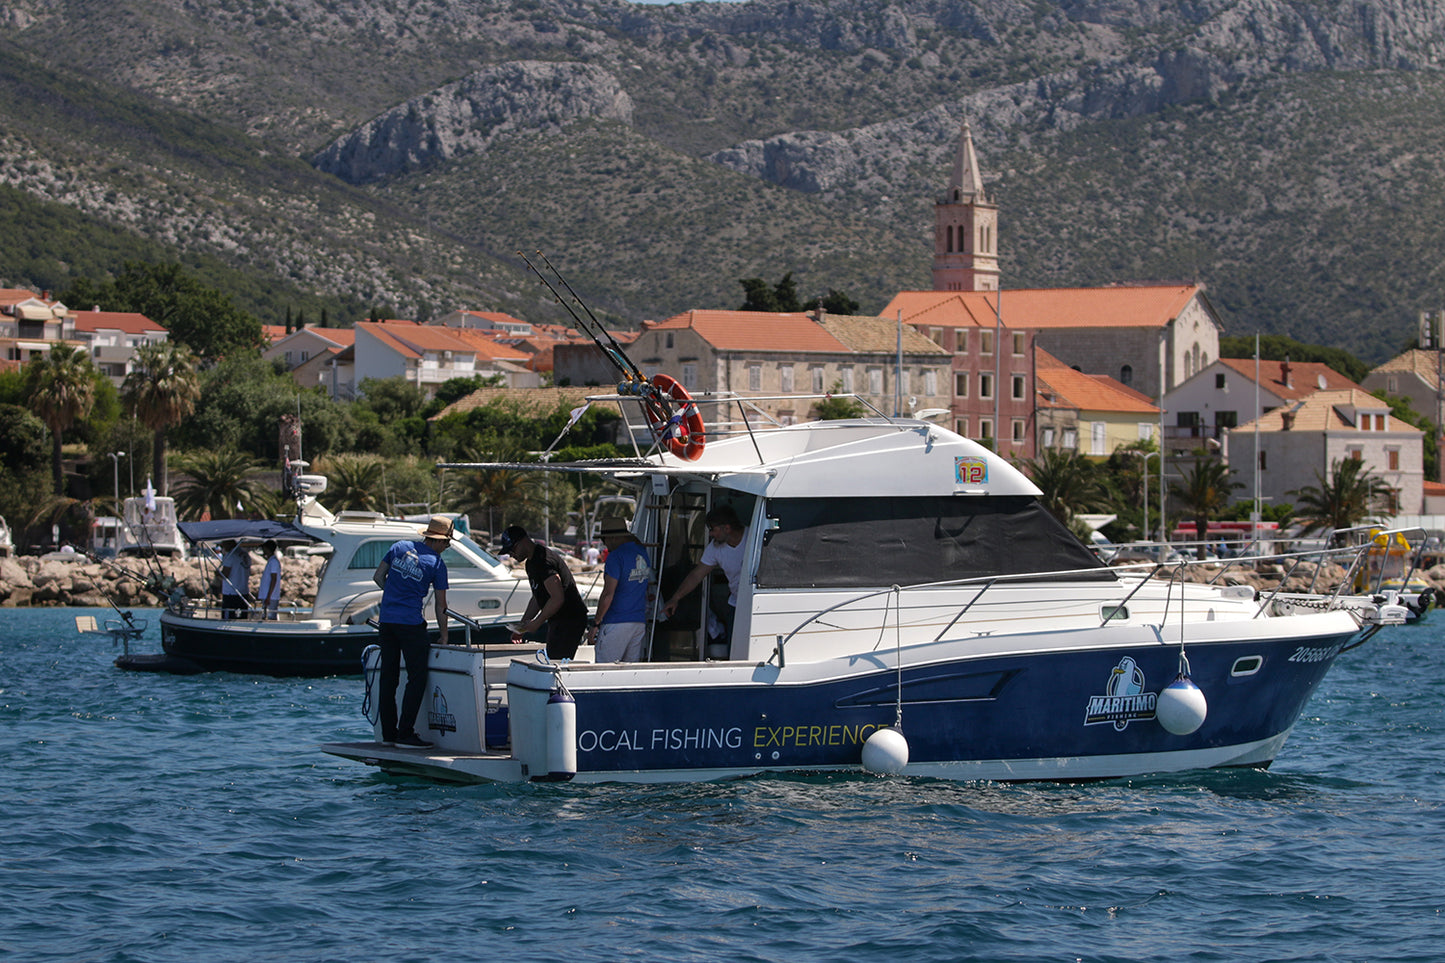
322, 388, 1405, 783
152, 475, 601, 676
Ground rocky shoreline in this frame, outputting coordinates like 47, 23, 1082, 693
1, 552, 1440, 610
0, 554, 326, 609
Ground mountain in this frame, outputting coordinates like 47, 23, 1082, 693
3, 0, 1444, 363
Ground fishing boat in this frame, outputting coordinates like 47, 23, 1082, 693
151, 475, 601, 676
321, 259, 1405, 784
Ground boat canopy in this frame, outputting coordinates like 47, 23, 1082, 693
178, 520, 322, 545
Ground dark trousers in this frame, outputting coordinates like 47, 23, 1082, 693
378, 621, 430, 741
221, 594, 247, 620
547, 619, 587, 661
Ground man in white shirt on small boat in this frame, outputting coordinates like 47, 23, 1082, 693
662, 505, 746, 651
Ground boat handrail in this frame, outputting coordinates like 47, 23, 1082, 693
773, 540, 1385, 647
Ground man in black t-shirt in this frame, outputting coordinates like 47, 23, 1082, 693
500, 525, 589, 659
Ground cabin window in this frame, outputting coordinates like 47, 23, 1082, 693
756, 495, 1114, 590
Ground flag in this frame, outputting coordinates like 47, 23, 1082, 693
564, 403, 591, 431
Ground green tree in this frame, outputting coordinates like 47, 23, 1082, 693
1289, 458, 1394, 534
738, 273, 803, 312
1018, 448, 1109, 526
63, 261, 263, 358
812, 381, 868, 420
1217, 334, 1368, 384
0, 404, 54, 545
24, 343, 96, 494
123, 342, 202, 495
1168, 455, 1244, 556
315, 453, 385, 512
171, 449, 263, 520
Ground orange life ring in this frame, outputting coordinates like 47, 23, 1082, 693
643, 374, 706, 460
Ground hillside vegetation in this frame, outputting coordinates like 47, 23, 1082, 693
2, 0, 1444, 362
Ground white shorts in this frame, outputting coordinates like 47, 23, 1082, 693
595, 622, 646, 662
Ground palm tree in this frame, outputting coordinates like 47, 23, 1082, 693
444, 444, 546, 537
24, 344, 97, 494
315, 453, 385, 512
123, 342, 201, 495
1290, 458, 1394, 534
172, 449, 263, 520
1017, 448, 1109, 526
1169, 455, 1244, 556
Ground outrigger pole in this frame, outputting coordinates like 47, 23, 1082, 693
518, 251, 704, 459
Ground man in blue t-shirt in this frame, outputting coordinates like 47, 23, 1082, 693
587, 516, 653, 661
371, 516, 453, 748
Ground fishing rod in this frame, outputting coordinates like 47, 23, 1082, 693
518, 250, 647, 386
518, 250, 703, 458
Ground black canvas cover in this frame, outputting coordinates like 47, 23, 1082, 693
178, 519, 320, 545
756, 495, 1114, 590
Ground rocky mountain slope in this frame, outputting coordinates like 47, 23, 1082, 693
3, 0, 1444, 362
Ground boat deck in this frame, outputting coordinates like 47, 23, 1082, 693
319, 741, 523, 783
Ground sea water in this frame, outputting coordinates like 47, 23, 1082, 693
3, 607, 1443, 963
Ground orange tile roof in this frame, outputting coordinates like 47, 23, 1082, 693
884, 284, 1204, 329
1036, 365, 1159, 415
1371, 348, 1443, 386
1239, 389, 1421, 433
652, 310, 851, 353
357, 321, 477, 358
1424, 480, 1445, 496
818, 315, 948, 354
71, 310, 166, 335
1216, 358, 1361, 399
447, 328, 533, 362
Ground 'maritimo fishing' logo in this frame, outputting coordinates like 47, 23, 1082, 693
428, 686, 457, 734
1084, 657, 1157, 731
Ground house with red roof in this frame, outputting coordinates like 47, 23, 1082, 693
70, 309, 169, 384
1035, 350, 1160, 457
0, 289, 77, 366
606, 309, 950, 427
1228, 390, 1423, 517
1164, 357, 1365, 461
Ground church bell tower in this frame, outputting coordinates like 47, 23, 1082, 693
932, 121, 999, 292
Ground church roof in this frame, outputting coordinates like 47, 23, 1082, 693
885, 284, 1206, 330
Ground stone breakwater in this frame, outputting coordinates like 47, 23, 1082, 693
0, 555, 326, 609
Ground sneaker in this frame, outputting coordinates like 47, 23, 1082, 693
393, 732, 432, 749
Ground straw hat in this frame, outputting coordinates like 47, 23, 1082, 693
420, 516, 456, 541
598, 517, 631, 538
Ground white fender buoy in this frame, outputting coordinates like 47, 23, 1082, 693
861, 725, 909, 775
1156, 674, 1208, 735
544, 688, 577, 781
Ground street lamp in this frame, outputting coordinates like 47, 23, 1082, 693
108, 451, 126, 515
1135, 450, 1159, 545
